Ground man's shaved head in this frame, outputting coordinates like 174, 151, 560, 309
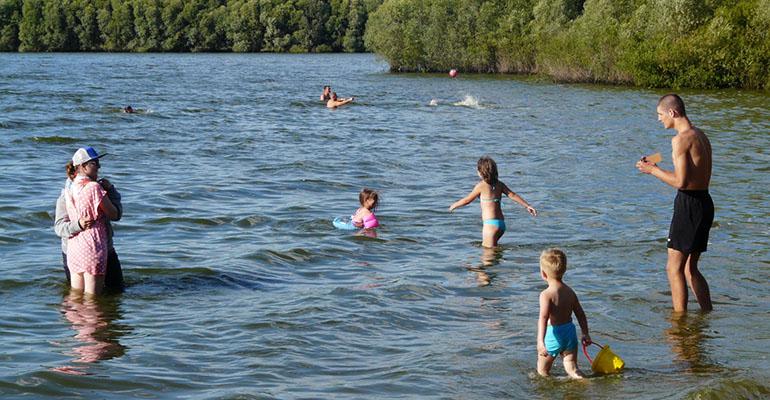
658, 94, 686, 117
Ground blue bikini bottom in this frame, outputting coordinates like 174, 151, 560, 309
483, 219, 506, 233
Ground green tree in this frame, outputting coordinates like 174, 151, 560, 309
99, 0, 135, 50
326, 0, 348, 51
342, 0, 364, 51
536, 0, 633, 82
364, 0, 428, 71
182, 0, 217, 51
493, 0, 536, 73
0, 0, 23, 51
193, 4, 229, 51
747, 0, 770, 89
260, 0, 297, 52
69, 0, 101, 51
161, 0, 185, 51
227, 0, 263, 52
294, 0, 329, 52
41, 0, 74, 50
19, 0, 45, 51
132, 0, 164, 51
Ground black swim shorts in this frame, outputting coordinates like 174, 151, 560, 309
667, 190, 714, 253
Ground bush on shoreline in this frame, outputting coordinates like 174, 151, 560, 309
0, 0, 382, 53
365, 0, 770, 90
2, 0, 767, 89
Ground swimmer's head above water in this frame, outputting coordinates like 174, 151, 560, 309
359, 188, 379, 211
321, 86, 332, 100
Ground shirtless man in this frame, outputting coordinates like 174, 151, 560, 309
326, 92, 354, 109
637, 94, 713, 312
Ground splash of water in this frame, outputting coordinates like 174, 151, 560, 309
453, 95, 483, 109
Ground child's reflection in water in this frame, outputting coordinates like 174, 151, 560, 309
468, 247, 503, 286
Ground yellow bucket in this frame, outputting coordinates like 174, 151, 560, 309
582, 342, 625, 374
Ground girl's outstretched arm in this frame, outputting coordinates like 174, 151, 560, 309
501, 182, 537, 216
449, 184, 480, 212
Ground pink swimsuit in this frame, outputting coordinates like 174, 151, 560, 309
352, 208, 379, 229
65, 175, 108, 276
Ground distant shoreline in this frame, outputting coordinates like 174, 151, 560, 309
364, 0, 770, 91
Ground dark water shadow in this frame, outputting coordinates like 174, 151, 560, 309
665, 311, 722, 374
51, 292, 128, 375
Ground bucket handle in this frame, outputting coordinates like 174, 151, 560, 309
582, 342, 603, 364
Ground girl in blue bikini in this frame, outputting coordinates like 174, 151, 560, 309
449, 156, 537, 248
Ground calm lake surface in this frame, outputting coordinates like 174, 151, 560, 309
1, 53, 768, 399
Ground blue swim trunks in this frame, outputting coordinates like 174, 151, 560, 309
544, 321, 578, 357
483, 219, 506, 233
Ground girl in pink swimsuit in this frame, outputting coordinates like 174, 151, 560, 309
351, 188, 380, 229
64, 147, 119, 295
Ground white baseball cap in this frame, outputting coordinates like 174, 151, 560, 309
72, 147, 107, 166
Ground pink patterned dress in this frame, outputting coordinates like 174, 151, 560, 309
65, 175, 108, 276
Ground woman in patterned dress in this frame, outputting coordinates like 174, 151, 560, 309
64, 147, 119, 295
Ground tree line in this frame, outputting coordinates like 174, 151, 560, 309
364, 0, 770, 89
1, 0, 767, 89
0, 0, 381, 53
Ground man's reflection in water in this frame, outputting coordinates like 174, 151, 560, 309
53, 292, 127, 375
666, 311, 719, 373
468, 247, 503, 286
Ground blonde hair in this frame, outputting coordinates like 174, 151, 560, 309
540, 248, 567, 279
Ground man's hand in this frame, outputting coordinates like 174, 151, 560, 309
636, 158, 657, 174
98, 178, 113, 191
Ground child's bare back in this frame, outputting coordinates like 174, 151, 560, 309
537, 249, 591, 379
540, 282, 579, 326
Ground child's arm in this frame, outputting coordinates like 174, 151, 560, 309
537, 291, 550, 356
573, 296, 591, 345
501, 182, 537, 216
448, 184, 480, 212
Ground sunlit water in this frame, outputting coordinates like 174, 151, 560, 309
1, 53, 768, 399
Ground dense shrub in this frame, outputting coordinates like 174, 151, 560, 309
1, 0, 381, 53
1, 0, 765, 88
365, 0, 769, 89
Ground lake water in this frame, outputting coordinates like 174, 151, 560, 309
1, 53, 768, 399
